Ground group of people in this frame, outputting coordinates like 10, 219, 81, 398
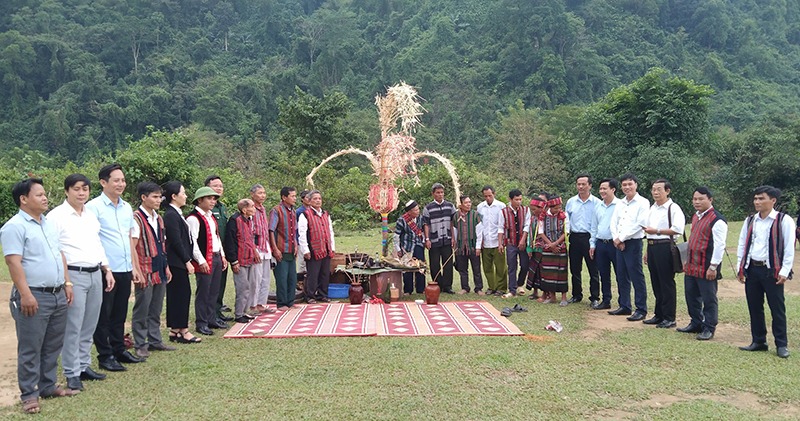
0, 165, 339, 414
1, 166, 796, 415
394, 176, 796, 357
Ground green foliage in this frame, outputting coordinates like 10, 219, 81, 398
116, 127, 198, 193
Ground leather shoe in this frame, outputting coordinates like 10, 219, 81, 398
209, 319, 229, 329
626, 312, 646, 322
656, 320, 677, 329
739, 342, 768, 352
116, 350, 144, 364
592, 302, 611, 310
98, 357, 126, 372
235, 316, 252, 323
696, 330, 714, 341
148, 343, 176, 351
777, 347, 790, 358
567, 297, 581, 304
197, 326, 214, 336
217, 314, 234, 322
676, 323, 702, 333
66, 376, 84, 391
642, 316, 663, 325
80, 367, 106, 381
135, 347, 150, 359
608, 307, 632, 316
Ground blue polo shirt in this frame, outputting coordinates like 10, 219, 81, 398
0, 210, 64, 288
85, 192, 135, 272
565, 194, 600, 234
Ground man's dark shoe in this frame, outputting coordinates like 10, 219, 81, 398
626, 312, 646, 322
608, 307, 632, 316
777, 347, 790, 358
589, 300, 600, 308
98, 357, 126, 372
217, 314, 234, 322
677, 323, 703, 333
642, 316, 663, 325
593, 302, 612, 310
443, 289, 455, 294
656, 320, 677, 329
567, 297, 581, 304
115, 350, 144, 364
235, 316, 252, 323
197, 326, 214, 335
80, 367, 106, 381
696, 330, 714, 341
220, 305, 232, 312
149, 343, 177, 351
66, 376, 84, 391
739, 342, 768, 352
209, 320, 229, 329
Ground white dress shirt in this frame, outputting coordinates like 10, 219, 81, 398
297, 208, 336, 256
646, 199, 685, 240
736, 209, 796, 277
476, 199, 506, 249
186, 206, 224, 263
610, 193, 650, 242
695, 207, 728, 266
132, 206, 161, 239
47, 201, 110, 267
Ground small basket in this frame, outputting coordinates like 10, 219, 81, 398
328, 284, 350, 299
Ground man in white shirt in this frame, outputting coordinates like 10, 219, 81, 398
48, 174, 115, 391
298, 190, 336, 303
679, 187, 728, 341
736, 185, 796, 358
642, 179, 685, 329
608, 173, 650, 320
186, 187, 229, 336
476, 186, 508, 296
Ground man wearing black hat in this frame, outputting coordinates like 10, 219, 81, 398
395, 200, 426, 294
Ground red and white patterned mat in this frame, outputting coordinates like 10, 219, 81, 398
224, 301, 522, 338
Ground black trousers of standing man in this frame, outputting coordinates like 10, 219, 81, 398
646, 240, 676, 322
568, 232, 599, 302
429, 244, 454, 292
94, 271, 132, 361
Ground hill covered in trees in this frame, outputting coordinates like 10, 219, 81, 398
1, 0, 799, 223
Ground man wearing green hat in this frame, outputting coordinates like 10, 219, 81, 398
186, 186, 228, 336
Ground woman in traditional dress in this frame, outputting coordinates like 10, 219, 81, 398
393, 200, 426, 295
536, 195, 570, 306
525, 196, 547, 301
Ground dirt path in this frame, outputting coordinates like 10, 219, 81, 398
0, 282, 17, 407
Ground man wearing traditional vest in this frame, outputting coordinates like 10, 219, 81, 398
500, 189, 530, 297
224, 199, 262, 324
477, 185, 508, 296
249, 184, 275, 314
678, 187, 728, 341
642, 178, 685, 329
565, 174, 602, 306
205, 175, 233, 323
298, 190, 336, 303
589, 178, 621, 310
270, 187, 299, 311
186, 186, 229, 336
452, 195, 484, 295
131, 182, 175, 359
736, 185, 796, 358
423, 183, 457, 294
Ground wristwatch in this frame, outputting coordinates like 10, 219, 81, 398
709, 264, 718, 270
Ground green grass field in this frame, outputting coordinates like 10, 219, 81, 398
1, 222, 799, 420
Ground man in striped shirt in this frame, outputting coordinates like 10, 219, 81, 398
423, 183, 457, 294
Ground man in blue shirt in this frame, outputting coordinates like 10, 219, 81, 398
2, 178, 77, 413
589, 178, 621, 310
85, 164, 144, 371
565, 174, 601, 306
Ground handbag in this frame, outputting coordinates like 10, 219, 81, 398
667, 203, 686, 273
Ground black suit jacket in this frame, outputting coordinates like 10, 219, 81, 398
164, 205, 193, 269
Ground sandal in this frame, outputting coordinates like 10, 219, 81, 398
500, 307, 513, 317
22, 398, 40, 414
41, 386, 79, 399
174, 331, 201, 344
512, 304, 528, 312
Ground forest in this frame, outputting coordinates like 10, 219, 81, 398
1, 0, 799, 225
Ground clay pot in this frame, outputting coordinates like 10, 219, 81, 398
349, 282, 364, 305
424, 282, 441, 305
